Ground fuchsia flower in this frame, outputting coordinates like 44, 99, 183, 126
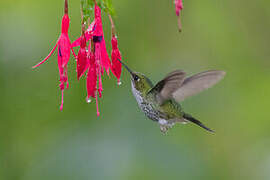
85, 4, 124, 116
36, 2, 122, 116
86, 50, 97, 99
86, 50, 100, 116
109, 14, 122, 84
93, 4, 111, 77
71, 4, 111, 116
85, 4, 112, 116
32, 0, 76, 110
174, 0, 183, 32
111, 36, 122, 84
76, 25, 88, 80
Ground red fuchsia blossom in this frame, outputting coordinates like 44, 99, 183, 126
32, 0, 76, 111
86, 50, 97, 100
86, 48, 100, 116
111, 36, 122, 84
93, 4, 111, 77
71, 4, 109, 116
76, 24, 88, 80
71, 3, 122, 116
109, 15, 122, 85
87, 3, 111, 106
174, 0, 183, 32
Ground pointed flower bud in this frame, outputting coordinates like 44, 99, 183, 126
108, 14, 122, 84
111, 36, 122, 84
174, 0, 183, 32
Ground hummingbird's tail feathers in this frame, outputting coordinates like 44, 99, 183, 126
183, 113, 215, 133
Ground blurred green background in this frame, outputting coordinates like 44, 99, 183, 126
1, 0, 270, 179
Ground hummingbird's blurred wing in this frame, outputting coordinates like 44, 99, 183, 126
172, 70, 226, 102
149, 70, 186, 104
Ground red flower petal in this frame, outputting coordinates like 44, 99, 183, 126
175, 0, 183, 16
32, 41, 58, 68
58, 34, 71, 67
94, 5, 103, 36
76, 34, 88, 80
92, 4, 111, 76
100, 38, 111, 75
111, 36, 122, 83
86, 46, 100, 117
86, 52, 97, 99
61, 14, 70, 34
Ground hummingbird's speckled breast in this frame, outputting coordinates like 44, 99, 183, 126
131, 82, 161, 121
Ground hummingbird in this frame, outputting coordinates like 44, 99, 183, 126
117, 60, 226, 134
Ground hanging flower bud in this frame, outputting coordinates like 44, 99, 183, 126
174, 0, 183, 32
111, 36, 122, 84
109, 15, 122, 84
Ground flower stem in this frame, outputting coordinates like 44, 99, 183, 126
108, 14, 116, 37
80, 1, 87, 28
64, 0, 68, 15
81, 23, 85, 35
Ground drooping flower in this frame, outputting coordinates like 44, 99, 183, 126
83, 3, 112, 103
111, 36, 122, 84
86, 50, 97, 100
33, 0, 123, 115
32, 0, 76, 110
93, 4, 111, 77
69, 2, 122, 116
71, 4, 111, 116
109, 15, 122, 84
76, 24, 88, 80
86, 47, 100, 116
174, 0, 183, 32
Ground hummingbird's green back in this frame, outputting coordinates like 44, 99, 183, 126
146, 90, 184, 120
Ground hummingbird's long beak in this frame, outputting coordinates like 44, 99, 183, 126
116, 59, 133, 75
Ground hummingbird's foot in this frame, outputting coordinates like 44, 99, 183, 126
159, 119, 176, 135
160, 125, 169, 135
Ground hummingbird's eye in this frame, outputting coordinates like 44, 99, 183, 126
134, 75, 140, 81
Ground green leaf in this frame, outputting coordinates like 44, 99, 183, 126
80, 0, 116, 23
102, 0, 115, 16
81, 0, 95, 23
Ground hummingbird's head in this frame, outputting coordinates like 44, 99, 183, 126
130, 72, 153, 93
116, 59, 153, 94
